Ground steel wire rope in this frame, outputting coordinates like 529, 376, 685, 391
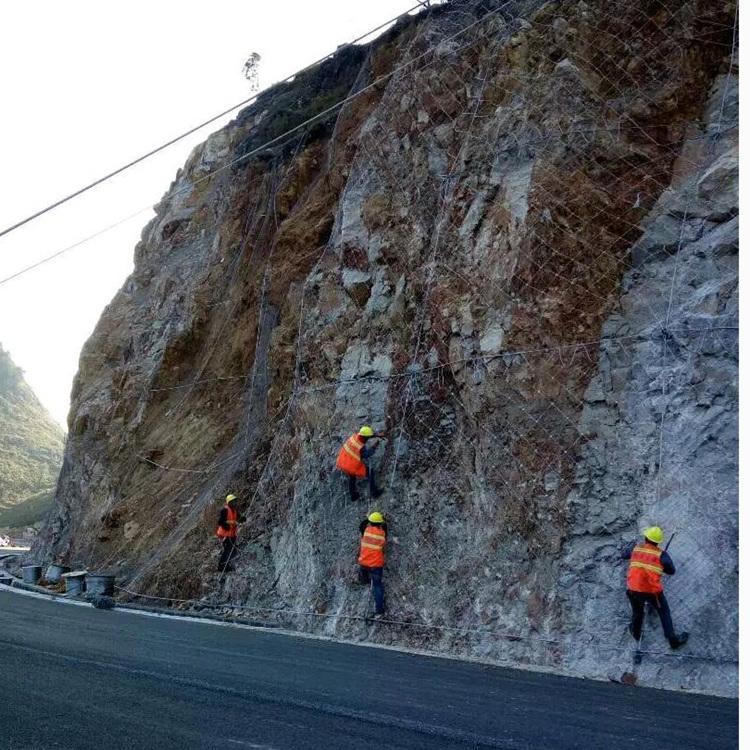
109, 582, 738, 664
211, 1, 514, 599
0, 2, 433, 241
121, 172, 288, 583
39, 1, 736, 676
214, 2, 519, 582
132, 143, 311, 585
0, 117, 732, 289
0, 3, 503, 288
621, 16, 738, 669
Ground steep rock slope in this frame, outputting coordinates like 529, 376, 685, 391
0, 346, 64, 527
35, 0, 737, 694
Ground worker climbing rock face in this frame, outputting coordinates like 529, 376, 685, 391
336, 425, 385, 502
623, 526, 689, 649
358, 511, 387, 618
216, 493, 244, 573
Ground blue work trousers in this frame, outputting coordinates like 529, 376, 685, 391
360, 565, 385, 615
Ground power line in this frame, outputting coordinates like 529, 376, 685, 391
0, 2, 430, 242
0, 208, 150, 286
0, 119, 731, 288
0, 2, 498, 288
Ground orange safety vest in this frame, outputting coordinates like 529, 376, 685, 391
216, 505, 238, 539
336, 433, 367, 478
627, 543, 664, 594
358, 524, 386, 568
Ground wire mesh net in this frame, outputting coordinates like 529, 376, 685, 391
98, 0, 738, 684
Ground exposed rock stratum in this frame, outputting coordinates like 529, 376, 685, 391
34, 0, 738, 696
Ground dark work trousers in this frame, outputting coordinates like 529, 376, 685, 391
347, 469, 379, 501
218, 537, 238, 570
360, 565, 385, 615
627, 590, 676, 642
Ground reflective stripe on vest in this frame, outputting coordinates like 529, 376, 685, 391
358, 525, 385, 568
216, 505, 238, 539
343, 436, 362, 461
627, 543, 664, 593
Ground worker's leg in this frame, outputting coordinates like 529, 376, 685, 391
228, 538, 239, 563
626, 590, 646, 640
358, 565, 370, 585
218, 538, 232, 570
348, 473, 359, 502
654, 592, 677, 642
366, 467, 382, 498
369, 567, 385, 615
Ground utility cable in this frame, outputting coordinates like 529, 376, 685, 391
0, 2, 430, 241
0, 2, 500, 288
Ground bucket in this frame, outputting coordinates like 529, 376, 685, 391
62, 571, 87, 595
45, 563, 70, 583
21, 565, 42, 584
86, 573, 115, 596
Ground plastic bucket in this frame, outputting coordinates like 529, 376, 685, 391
45, 563, 70, 583
62, 571, 87, 595
21, 565, 42, 584
86, 574, 115, 596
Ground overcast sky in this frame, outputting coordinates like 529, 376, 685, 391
0, 0, 423, 427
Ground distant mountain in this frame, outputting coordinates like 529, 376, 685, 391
0, 345, 64, 527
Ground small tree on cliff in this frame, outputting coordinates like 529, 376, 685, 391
243, 52, 261, 93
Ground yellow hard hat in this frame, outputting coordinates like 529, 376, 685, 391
368, 511, 385, 523
359, 425, 375, 437
643, 526, 663, 543
226, 494, 237, 503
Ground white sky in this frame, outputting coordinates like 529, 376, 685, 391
0, 0, 422, 427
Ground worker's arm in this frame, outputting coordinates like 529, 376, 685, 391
660, 550, 676, 575
620, 541, 636, 560
359, 519, 368, 536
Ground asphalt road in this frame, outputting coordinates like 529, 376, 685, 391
0, 590, 737, 750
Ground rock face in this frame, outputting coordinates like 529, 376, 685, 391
35, 0, 737, 695
0, 345, 64, 528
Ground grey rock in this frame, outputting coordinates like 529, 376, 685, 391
33, 5, 737, 700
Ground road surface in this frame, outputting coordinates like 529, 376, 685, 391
0, 589, 737, 750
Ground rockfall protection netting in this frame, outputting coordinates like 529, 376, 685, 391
107, 0, 737, 680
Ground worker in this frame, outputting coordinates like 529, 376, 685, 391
623, 526, 689, 649
358, 511, 387, 618
216, 493, 243, 572
336, 425, 385, 501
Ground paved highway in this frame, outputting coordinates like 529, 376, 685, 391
0, 589, 737, 750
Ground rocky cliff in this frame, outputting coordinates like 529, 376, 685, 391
35, 0, 738, 695
0, 345, 64, 528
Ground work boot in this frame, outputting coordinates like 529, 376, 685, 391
669, 632, 689, 649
